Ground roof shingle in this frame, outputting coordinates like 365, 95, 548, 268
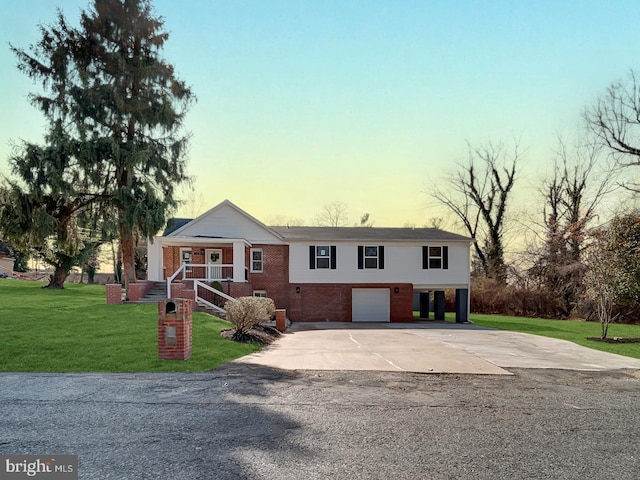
270, 226, 472, 242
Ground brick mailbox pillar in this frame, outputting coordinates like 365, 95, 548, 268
158, 298, 193, 360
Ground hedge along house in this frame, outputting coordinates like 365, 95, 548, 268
147, 200, 473, 322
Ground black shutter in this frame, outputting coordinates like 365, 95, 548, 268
379, 246, 385, 269
357, 246, 364, 269
309, 245, 316, 269
330, 246, 337, 269
443, 246, 449, 269
422, 246, 429, 269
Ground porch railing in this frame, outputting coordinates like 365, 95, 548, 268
166, 263, 245, 298
193, 280, 236, 315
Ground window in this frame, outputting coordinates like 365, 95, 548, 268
428, 246, 442, 269
316, 246, 330, 269
357, 245, 385, 269
253, 290, 268, 298
309, 245, 337, 269
422, 246, 449, 269
364, 246, 378, 269
250, 248, 263, 273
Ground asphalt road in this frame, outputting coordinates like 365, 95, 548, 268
1, 365, 639, 479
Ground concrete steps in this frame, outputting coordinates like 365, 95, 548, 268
129, 282, 167, 304
130, 283, 228, 320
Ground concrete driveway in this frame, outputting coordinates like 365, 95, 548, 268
236, 322, 640, 374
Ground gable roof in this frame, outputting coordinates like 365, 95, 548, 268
160, 200, 471, 243
271, 226, 472, 242
167, 200, 284, 241
163, 218, 193, 236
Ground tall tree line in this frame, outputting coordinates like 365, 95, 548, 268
432, 142, 519, 285
0, 0, 194, 289
431, 69, 640, 322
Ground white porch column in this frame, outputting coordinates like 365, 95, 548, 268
147, 237, 163, 281
232, 241, 246, 282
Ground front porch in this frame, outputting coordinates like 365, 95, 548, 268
144, 236, 255, 314
167, 263, 243, 288
147, 236, 251, 285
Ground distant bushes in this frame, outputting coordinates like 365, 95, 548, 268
466, 278, 639, 323
468, 278, 571, 319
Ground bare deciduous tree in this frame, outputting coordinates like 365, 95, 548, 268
432, 142, 519, 284
583, 233, 619, 339
266, 214, 305, 227
176, 184, 208, 219
585, 70, 640, 191
403, 217, 448, 229
530, 137, 614, 316
314, 201, 350, 227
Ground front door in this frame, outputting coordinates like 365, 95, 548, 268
205, 249, 223, 280
180, 248, 193, 274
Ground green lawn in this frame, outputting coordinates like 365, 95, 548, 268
0, 279, 261, 373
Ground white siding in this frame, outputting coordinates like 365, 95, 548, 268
289, 242, 470, 287
172, 203, 284, 244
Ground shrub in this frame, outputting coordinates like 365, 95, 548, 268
210, 281, 225, 307
225, 296, 276, 335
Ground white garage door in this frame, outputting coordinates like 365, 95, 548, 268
352, 288, 390, 322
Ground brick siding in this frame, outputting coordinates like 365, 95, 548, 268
288, 283, 414, 322
161, 244, 415, 322
246, 244, 290, 309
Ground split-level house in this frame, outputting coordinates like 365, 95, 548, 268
147, 200, 473, 322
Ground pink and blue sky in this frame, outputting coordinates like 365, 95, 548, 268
1, 0, 639, 226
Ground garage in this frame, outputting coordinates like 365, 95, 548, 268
352, 288, 390, 322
